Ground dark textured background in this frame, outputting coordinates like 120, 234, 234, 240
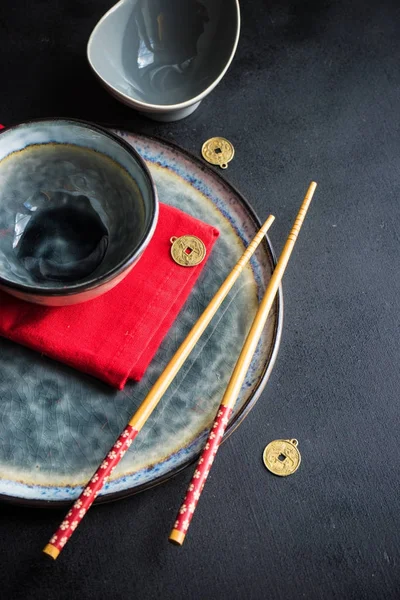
1, 0, 400, 598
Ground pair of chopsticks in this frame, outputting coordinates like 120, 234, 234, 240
44, 181, 317, 559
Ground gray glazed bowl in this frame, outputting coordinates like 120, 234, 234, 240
87, 0, 241, 122
0, 119, 158, 306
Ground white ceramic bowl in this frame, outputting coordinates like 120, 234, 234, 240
87, 0, 240, 122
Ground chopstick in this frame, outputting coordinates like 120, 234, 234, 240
43, 213, 276, 560
169, 181, 317, 546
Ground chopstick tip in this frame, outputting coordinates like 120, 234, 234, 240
43, 543, 60, 560
169, 529, 186, 546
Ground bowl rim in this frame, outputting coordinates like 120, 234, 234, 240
0, 117, 158, 297
86, 0, 241, 112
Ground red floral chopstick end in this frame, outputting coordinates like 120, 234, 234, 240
43, 424, 139, 559
169, 404, 233, 545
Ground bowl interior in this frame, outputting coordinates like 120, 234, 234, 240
0, 120, 155, 291
88, 0, 239, 107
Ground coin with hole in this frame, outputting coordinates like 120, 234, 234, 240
170, 235, 206, 267
263, 439, 301, 476
201, 137, 235, 169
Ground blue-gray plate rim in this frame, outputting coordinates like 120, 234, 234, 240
0, 130, 283, 507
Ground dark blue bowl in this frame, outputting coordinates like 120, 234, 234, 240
0, 119, 158, 305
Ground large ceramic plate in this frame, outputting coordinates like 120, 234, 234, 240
0, 131, 282, 506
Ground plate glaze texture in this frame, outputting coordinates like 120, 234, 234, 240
0, 131, 282, 505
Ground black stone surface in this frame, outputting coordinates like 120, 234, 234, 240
1, 0, 400, 598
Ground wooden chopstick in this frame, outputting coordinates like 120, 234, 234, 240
43, 214, 276, 560
169, 181, 317, 546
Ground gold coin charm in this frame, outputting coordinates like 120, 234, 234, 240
201, 137, 235, 169
263, 439, 301, 477
170, 235, 206, 267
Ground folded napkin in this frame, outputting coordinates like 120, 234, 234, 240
0, 203, 219, 389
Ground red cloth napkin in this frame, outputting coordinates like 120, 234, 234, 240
0, 203, 219, 389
